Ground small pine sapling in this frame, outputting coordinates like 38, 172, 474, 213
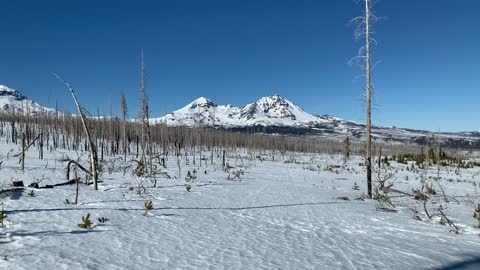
144, 200, 154, 216
185, 169, 197, 182
0, 204, 6, 228
373, 150, 395, 209
352, 182, 360, 190
474, 204, 480, 228
134, 159, 146, 177
78, 213, 93, 229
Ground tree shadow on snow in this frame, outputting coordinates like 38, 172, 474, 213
0, 188, 24, 200
151, 182, 245, 189
12, 229, 105, 237
9, 189, 24, 200
7, 201, 350, 214
436, 257, 480, 270
195, 182, 247, 187
163, 201, 348, 211
80, 199, 148, 205
6, 207, 140, 214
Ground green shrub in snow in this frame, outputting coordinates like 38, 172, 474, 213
78, 213, 93, 229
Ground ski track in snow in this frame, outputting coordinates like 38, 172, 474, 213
0, 148, 480, 269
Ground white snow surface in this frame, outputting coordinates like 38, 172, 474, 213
1, 141, 480, 269
0, 85, 54, 114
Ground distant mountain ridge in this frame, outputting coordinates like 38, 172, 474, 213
0, 84, 478, 147
152, 95, 480, 147
153, 94, 336, 128
0, 85, 54, 114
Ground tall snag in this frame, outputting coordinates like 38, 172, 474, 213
350, 0, 380, 198
365, 0, 372, 198
120, 94, 128, 162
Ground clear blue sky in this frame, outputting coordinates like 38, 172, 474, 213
0, 0, 478, 132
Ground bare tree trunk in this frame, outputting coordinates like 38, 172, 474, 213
39, 132, 44, 159
75, 169, 79, 205
222, 150, 226, 169
343, 135, 350, 163
121, 94, 128, 162
378, 145, 382, 189
365, 0, 373, 198
21, 132, 25, 172
378, 146, 382, 171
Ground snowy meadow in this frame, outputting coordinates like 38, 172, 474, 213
0, 129, 480, 270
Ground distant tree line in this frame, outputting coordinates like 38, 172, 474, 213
0, 111, 428, 162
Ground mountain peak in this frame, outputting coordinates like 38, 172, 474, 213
187, 97, 217, 110
0, 85, 27, 101
0, 84, 54, 114
154, 93, 319, 127
238, 94, 305, 121
257, 94, 291, 108
269, 94, 285, 99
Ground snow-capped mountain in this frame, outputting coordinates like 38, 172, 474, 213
0, 85, 54, 114
156, 97, 242, 127
152, 94, 480, 146
239, 95, 320, 126
153, 95, 332, 128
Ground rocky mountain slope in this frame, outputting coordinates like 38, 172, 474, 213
0, 85, 54, 114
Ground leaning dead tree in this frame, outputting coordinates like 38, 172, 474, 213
54, 74, 99, 190
350, 0, 380, 198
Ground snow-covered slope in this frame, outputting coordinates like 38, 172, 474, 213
0, 85, 54, 114
156, 97, 242, 127
239, 94, 321, 126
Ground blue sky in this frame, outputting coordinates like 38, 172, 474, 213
0, 0, 479, 132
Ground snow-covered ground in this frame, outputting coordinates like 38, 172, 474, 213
1, 141, 480, 269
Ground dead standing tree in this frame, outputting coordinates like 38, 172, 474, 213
54, 74, 99, 190
350, 0, 381, 198
138, 49, 153, 172
120, 94, 128, 162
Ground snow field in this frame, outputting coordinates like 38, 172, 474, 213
0, 144, 480, 269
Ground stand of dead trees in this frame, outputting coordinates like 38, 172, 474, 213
0, 110, 428, 170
